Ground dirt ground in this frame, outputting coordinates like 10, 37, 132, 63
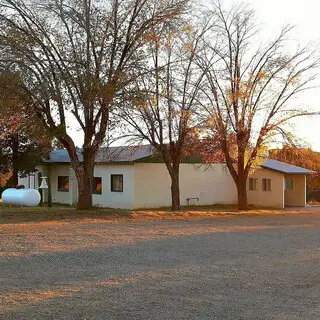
1, 212, 320, 319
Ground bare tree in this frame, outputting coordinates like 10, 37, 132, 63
0, 0, 188, 209
198, 1, 320, 209
117, 16, 210, 211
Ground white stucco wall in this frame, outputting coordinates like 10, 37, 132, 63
18, 176, 31, 188
133, 163, 238, 209
92, 164, 135, 209
67, 164, 135, 208
18, 162, 301, 209
68, 167, 78, 206
18, 164, 48, 189
19, 163, 135, 208
284, 174, 306, 207
247, 168, 285, 208
48, 164, 73, 204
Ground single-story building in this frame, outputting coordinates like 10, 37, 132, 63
18, 146, 313, 209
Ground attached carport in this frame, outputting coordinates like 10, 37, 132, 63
262, 160, 314, 207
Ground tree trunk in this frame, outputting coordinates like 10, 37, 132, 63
73, 152, 95, 210
236, 141, 249, 210
11, 134, 19, 187
170, 165, 180, 211
161, 149, 182, 211
11, 170, 18, 187
75, 165, 94, 210
58, 134, 98, 210
237, 174, 248, 210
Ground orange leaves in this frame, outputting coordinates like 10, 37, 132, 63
270, 146, 318, 171
132, 97, 149, 110
0, 171, 12, 186
143, 30, 160, 48
245, 145, 268, 174
206, 115, 218, 129
144, 23, 194, 54
183, 130, 238, 164
132, 95, 158, 110
183, 42, 193, 52
150, 97, 158, 106
257, 71, 266, 79
224, 70, 267, 108
239, 88, 251, 101
183, 25, 193, 33
143, 31, 158, 43
289, 74, 301, 86
269, 146, 320, 190
0, 115, 23, 139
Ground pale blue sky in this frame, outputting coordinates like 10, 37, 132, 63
223, 0, 320, 150
68, 0, 320, 151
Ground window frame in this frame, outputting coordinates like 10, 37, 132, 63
285, 178, 295, 191
111, 174, 123, 192
57, 176, 69, 192
262, 178, 272, 192
92, 177, 102, 195
249, 178, 258, 191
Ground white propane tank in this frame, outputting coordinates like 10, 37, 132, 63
2, 188, 41, 207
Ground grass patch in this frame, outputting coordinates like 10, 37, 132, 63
0, 203, 132, 224
136, 204, 239, 212
0, 202, 318, 224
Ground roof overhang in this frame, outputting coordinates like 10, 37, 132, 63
261, 159, 315, 175
261, 166, 315, 175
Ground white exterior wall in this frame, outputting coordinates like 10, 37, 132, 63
18, 176, 32, 188
18, 162, 299, 209
18, 164, 48, 189
247, 168, 284, 208
48, 164, 73, 204
19, 163, 135, 208
68, 167, 78, 205
92, 164, 135, 209
133, 163, 238, 209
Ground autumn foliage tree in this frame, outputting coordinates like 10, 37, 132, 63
197, 1, 320, 209
118, 17, 209, 210
0, 0, 188, 209
0, 117, 51, 187
270, 146, 320, 190
0, 71, 51, 186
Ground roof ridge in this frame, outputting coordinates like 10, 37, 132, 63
45, 145, 153, 163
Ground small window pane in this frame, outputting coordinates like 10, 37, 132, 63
249, 178, 258, 191
93, 177, 102, 194
285, 178, 294, 191
58, 176, 69, 192
262, 179, 267, 191
111, 174, 123, 192
249, 178, 253, 190
262, 178, 271, 191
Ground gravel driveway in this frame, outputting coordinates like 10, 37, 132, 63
1, 213, 320, 319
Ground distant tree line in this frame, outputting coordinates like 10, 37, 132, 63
270, 146, 320, 190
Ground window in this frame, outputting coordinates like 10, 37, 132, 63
57, 176, 69, 192
249, 178, 258, 191
93, 177, 102, 194
285, 178, 295, 191
111, 174, 123, 192
262, 178, 271, 191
